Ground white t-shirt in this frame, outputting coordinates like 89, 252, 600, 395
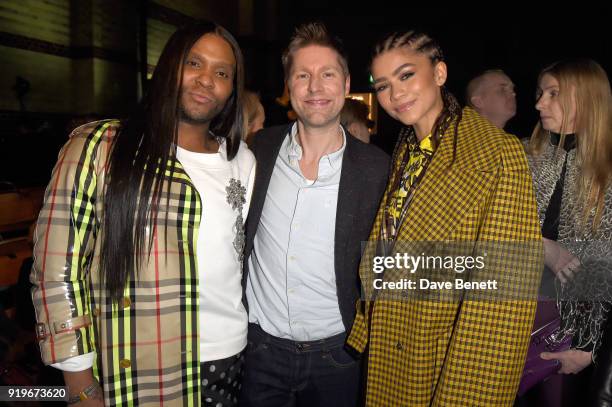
52, 139, 256, 370
177, 140, 255, 361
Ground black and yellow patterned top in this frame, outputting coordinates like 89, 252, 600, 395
386, 133, 434, 235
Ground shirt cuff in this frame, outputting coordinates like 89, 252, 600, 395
50, 352, 95, 372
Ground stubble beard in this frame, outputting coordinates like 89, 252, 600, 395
179, 102, 220, 125
298, 105, 342, 130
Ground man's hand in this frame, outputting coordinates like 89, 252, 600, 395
543, 237, 581, 283
540, 349, 592, 374
63, 370, 104, 406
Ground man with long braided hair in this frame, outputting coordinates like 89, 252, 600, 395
31, 21, 255, 406
347, 30, 543, 406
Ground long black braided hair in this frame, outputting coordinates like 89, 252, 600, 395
373, 30, 462, 165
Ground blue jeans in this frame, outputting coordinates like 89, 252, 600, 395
239, 323, 362, 407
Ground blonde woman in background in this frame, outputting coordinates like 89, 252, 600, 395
243, 90, 265, 145
525, 58, 612, 406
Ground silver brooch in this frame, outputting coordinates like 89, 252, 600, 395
226, 178, 246, 262
226, 178, 246, 210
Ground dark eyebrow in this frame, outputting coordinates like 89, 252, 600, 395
214, 62, 233, 70
372, 63, 416, 85
292, 65, 341, 74
186, 51, 235, 70
393, 63, 415, 76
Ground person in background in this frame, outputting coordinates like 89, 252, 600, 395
266, 84, 298, 126
340, 97, 374, 143
590, 314, 612, 406
466, 69, 516, 129
524, 58, 612, 407
243, 90, 265, 145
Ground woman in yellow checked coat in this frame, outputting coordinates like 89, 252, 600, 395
346, 30, 543, 406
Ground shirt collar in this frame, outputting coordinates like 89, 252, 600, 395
286, 122, 346, 171
407, 131, 434, 156
418, 134, 434, 153
174, 134, 228, 160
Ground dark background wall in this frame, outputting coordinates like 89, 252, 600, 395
1, 1, 610, 187
257, 4, 611, 151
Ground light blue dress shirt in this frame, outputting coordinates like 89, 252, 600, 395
246, 123, 347, 341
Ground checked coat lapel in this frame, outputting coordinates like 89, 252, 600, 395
396, 118, 499, 243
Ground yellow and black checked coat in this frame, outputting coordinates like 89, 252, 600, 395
347, 107, 543, 406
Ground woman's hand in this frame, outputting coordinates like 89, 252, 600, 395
540, 349, 592, 374
542, 237, 581, 283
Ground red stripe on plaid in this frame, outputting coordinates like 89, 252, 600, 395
40, 148, 69, 363
154, 223, 164, 406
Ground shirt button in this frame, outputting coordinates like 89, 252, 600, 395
93, 308, 101, 317
288, 289, 295, 294
289, 256, 296, 261
396, 342, 403, 351
121, 297, 131, 308
119, 359, 131, 368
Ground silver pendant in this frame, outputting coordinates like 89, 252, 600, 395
226, 178, 247, 261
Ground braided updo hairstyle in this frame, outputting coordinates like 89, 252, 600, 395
373, 31, 462, 162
